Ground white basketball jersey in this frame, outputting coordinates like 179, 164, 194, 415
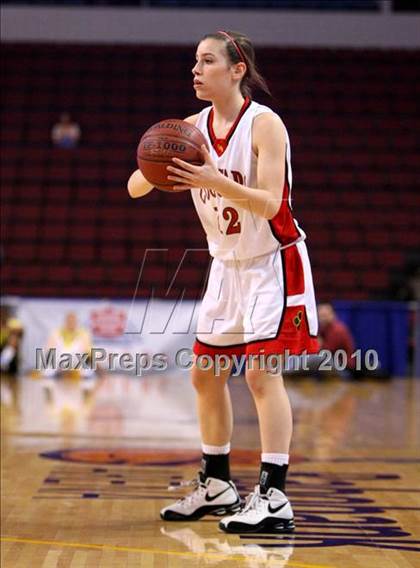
191, 99, 305, 261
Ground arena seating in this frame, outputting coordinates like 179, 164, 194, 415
0, 0, 381, 8
1, 44, 419, 300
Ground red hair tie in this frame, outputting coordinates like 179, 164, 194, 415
217, 30, 246, 64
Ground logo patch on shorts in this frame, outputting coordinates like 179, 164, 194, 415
293, 310, 303, 329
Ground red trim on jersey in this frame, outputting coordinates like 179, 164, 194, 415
284, 245, 305, 296
269, 180, 301, 246
207, 97, 251, 156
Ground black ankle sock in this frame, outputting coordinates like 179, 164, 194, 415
201, 453, 230, 481
259, 462, 289, 494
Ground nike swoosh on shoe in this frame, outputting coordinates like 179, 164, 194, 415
268, 502, 288, 514
205, 486, 232, 502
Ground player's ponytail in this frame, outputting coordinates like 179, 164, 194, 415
203, 31, 271, 99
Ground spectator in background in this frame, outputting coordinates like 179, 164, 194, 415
1, 316, 24, 408
0, 317, 24, 378
317, 303, 390, 380
41, 311, 97, 404
51, 112, 81, 149
43, 311, 93, 379
391, 254, 420, 301
317, 303, 356, 374
284, 304, 356, 378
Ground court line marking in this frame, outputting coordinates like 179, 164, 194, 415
1, 536, 333, 568
3, 431, 192, 441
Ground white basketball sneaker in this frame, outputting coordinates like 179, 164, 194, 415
160, 472, 241, 521
219, 485, 295, 533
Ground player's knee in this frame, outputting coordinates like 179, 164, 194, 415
245, 369, 267, 398
191, 363, 229, 394
191, 365, 213, 392
245, 368, 283, 398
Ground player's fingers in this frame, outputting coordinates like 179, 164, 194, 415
171, 157, 198, 171
166, 165, 188, 174
173, 184, 191, 190
167, 175, 192, 183
167, 166, 194, 179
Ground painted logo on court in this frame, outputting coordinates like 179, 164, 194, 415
36, 451, 419, 553
40, 448, 304, 466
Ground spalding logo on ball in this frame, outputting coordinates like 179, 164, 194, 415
137, 119, 209, 192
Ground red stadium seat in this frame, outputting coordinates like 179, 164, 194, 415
100, 245, 127, 264
15, 264, 44, 282
38, 244, 65, 262
4, 243, 38, 260
68, 243, 96, 262
361, 270, 389, 290
45, 265, 74, 283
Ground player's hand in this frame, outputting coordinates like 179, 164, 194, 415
167, 145, 222, 190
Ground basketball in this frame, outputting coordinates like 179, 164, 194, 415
137, 119, 208, 192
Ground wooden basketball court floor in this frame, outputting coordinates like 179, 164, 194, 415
1, 372, 419, 568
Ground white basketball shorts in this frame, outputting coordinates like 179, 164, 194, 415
193, 241, 319, 357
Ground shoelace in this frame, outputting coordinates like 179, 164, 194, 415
167, 470, 207, 492
167, 477, 199, 492
240, 486, 267, 514
167, 474, 207, 508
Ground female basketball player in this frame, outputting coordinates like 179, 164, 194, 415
128, 31, 318, 534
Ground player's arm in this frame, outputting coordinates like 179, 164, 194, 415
127, 114, 199, 199
252, 113, 286, 217
168, 113, 286, 219
215, 113, 286, 218
183, 114, 199, 126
